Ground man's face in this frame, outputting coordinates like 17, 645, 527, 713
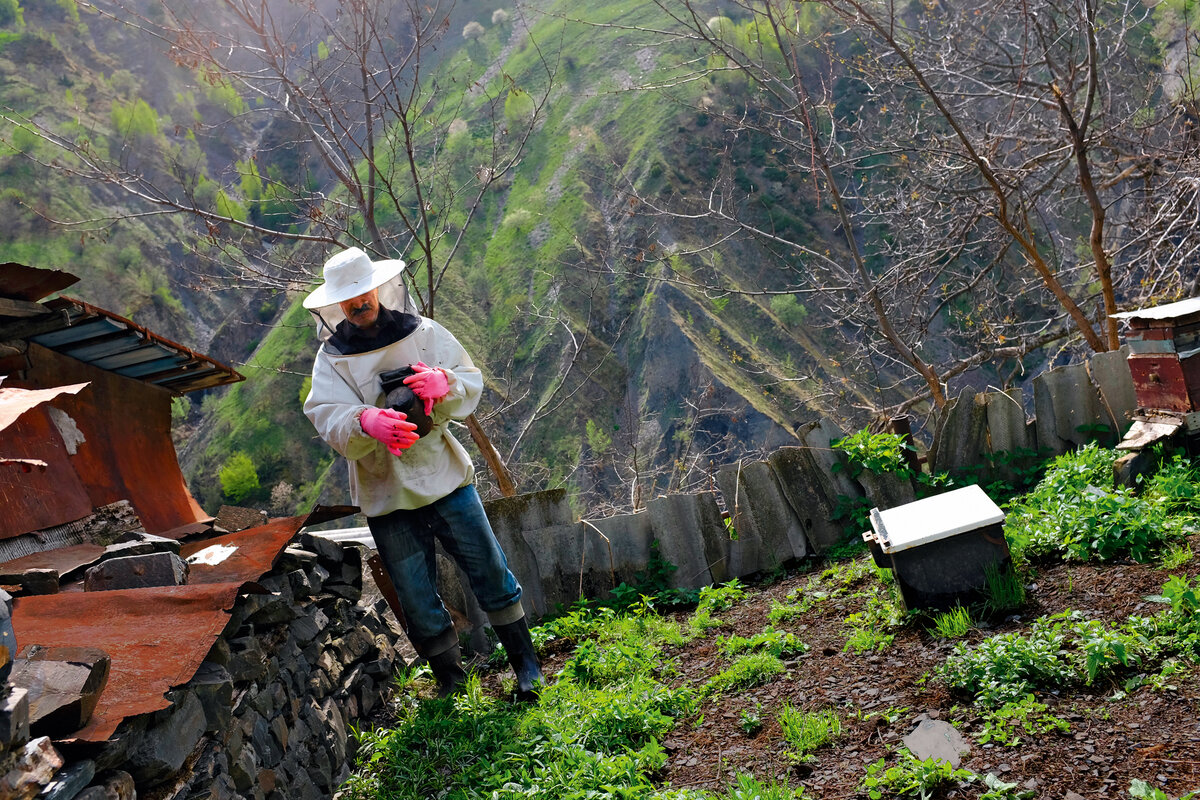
339, 288, 380, 329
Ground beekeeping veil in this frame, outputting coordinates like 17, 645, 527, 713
302, 247, 418, 342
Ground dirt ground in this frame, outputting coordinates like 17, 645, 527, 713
512, 543, 1200, 799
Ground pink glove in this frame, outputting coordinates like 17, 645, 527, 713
360, 407, 419, 455
403, 362, 450, 416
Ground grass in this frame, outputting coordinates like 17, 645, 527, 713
777, 706, 842, 763
931, 606, 973, 639
341, 443, 1200, 799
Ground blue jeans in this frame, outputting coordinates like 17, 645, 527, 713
367, 485, 523, 657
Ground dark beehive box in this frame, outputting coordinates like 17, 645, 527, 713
862, 485, 1011, 612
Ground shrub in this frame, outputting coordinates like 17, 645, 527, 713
1006, 444, 1195, 563
110, 97, 159, 139
832, 429, 914, 478
219, 451, 260, 502
770, 294, 808, 328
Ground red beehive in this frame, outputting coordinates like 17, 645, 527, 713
1112, 297, 1200, 448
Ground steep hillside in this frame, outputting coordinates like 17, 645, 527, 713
175, 0, 869, 515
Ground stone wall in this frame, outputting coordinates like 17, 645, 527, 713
479, 349, 1140, 620
0, 533, 404, 800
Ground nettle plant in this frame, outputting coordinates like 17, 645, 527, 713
1005, 445, 1200, 564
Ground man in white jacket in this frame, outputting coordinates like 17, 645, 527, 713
302, 247, 543, 699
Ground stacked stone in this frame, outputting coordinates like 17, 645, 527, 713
11, 534, 403, 800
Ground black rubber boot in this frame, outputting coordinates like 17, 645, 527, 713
493, 616, 545, 702
426, 643, 468, 697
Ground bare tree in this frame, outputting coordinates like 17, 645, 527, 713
5, 0, 561, 492
625, 0, 1194, 413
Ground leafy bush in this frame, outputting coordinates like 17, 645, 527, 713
940, 610, 1159, 707
110, 97, 160, 139
719, 626, 809, 659
1005, 444, 1197, 563
861, 750, 976, 799
974, 694, 1070, 745
218, 451, 260, 502
832, 429, 915, 478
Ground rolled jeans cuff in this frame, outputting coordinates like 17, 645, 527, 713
486, 601, 525, 627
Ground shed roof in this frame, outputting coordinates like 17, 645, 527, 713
0, 263, 242, 394
1111, 297, 1200, 326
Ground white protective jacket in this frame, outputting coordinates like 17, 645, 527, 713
303, 316, 483, 516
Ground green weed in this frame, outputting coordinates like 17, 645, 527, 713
931, 606, 973, 639
832, 429, 915, 478
738, 704, 765, 735
704, 652, 785, 696
1159, 542, 1194, 570
1128, 779, 1200, 799
940, 610, 1159, 707
861, 749, 976, 799
778, 706, 842, 763
981, 562, 1026, 616
719, 627, 809, 659
698, 579, 747, 612
1005, 444, 1200, 563
974, 695, 1070, 746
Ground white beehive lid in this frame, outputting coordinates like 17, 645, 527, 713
869, 484, 1004, 554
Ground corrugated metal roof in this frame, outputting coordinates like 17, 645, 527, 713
24, 297, 242, 395
1112, 297, 1200, 323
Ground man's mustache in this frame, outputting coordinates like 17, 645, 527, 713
349, 303, 372, 315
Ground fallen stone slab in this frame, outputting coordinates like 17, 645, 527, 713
215, 505, 268, 533
18, 568, 59, 596
903, 718, 970, 768
83, 552, 188, 591
102, 533, 182, 559
10, 645, 110, 738
0, 544, 105, 587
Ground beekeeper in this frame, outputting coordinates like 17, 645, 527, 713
302, 246, 543, 700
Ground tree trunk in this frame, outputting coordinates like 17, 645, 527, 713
465, 413, 516, 497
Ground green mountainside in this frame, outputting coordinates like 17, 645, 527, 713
178, 0, 851, 515
2, 0, 1191, 516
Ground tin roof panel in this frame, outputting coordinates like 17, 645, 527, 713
1113, 297, 1200, 323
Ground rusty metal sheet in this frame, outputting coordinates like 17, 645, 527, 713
0, 263, 79, 302
0, 380, 89, 434
181, 515, 310, 585
16, 344, 208, 537
1128, 355, 1192, 413
0, 405, 93, 538
155, 521, 215, 541
10, 583, 244, 742
36, 297, 243, 395
0, 543, 106, 582
8, 514, 313, 743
